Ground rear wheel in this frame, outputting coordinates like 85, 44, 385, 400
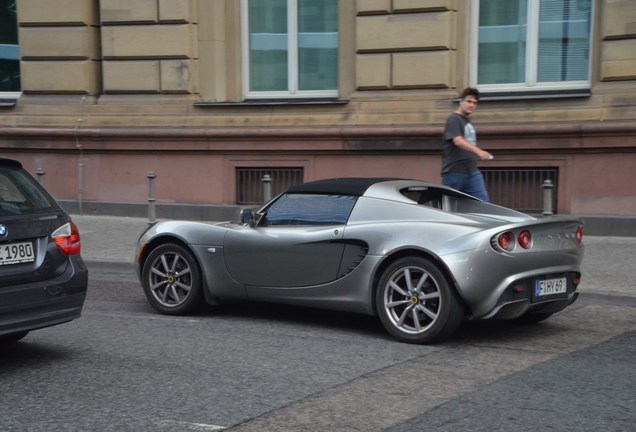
0, 331, 29, 345
376, 256, 464, 344
142, 243, 203, 315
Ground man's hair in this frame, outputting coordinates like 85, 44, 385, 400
459, 87, 480, 101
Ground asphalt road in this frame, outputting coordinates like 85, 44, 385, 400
1, 259, 634, 432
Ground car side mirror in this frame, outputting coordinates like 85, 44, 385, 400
239, 209, 255, 227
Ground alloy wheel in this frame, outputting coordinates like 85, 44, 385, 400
382, 265, 441, 335
142, 243, 202, 314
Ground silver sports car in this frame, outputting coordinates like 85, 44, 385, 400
135, 178, 584, 344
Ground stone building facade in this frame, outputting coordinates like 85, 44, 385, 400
1, 0, 635, 229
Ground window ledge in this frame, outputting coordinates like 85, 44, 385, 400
0, 99, 17, 108
194, 98, 349, 107
476, 90, 591, 102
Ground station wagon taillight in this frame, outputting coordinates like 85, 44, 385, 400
576, 226, 583, 245
52, 221, 81, 255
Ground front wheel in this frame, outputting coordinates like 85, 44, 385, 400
376, 256, 464, 344
141, 243, 203, 315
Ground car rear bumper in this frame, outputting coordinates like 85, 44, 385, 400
480, 271, 581, 320
0, 256, 88, 337
482, 292, 579, 320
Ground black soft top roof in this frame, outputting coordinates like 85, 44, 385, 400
285, 177, 403, 196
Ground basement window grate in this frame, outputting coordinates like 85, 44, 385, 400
481, 168, 558, 214
236, 168, 304, 205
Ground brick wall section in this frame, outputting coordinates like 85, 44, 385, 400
2, 0, 636, 217
100, 0, 198, 94
600, 0, 636, 81
17, 0, 101, 94
355, 0, 456, 90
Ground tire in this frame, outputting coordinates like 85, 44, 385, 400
0, 331, 29, 345
141, 243, 203, 315
376, 256, 464, 344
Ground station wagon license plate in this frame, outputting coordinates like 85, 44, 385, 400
535, 277, 567, 297
0, 241, 35, 266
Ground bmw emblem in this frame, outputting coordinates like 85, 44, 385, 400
0, 224, 6, 238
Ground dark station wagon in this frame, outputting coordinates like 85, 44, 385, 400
0, 157, 88, 345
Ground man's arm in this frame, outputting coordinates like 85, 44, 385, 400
452, 135, 492, 161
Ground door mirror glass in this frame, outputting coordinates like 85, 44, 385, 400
239, 209, 255, 226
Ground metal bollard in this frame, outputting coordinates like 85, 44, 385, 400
262, 174, 272, 203
542, 179, 554, 216
36, 168, 45, 186
147, 171, 157, 224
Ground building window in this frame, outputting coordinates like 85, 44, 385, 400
471, 0, 592, 92
0, 0, 20, 95
241, 0, 338, 99
236, 167, 304, 205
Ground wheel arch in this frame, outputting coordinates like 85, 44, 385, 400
370, 247, 463, 315
138, 235, 193, 271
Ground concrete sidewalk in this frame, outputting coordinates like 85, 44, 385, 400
70, 214, 636, 299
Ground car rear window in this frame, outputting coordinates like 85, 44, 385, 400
0, 166, 58, 216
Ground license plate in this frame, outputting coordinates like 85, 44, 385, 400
0, 241, 35, 266
535, 277, 567, 297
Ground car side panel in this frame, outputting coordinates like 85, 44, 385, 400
243, 255, 381, 315
137, 221, 246, 300
224, 225, 346, 287
189, 244, 246, 301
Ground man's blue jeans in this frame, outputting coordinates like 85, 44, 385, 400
441, 171, 490, 202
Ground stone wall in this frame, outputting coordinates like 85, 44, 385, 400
1, 0, 635, 219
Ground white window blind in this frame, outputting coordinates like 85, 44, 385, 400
471, 0, 592, 92
241, 0, 339, 99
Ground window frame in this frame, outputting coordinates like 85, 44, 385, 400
469, 0, 593, 93
240, 0, 339, 100
0, 0, 20, 98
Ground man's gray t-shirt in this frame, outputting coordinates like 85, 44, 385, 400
441, 113, 478, 174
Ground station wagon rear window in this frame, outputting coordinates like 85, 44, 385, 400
0, 166, 57, 216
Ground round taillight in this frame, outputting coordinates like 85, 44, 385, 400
576, 226, 583, 245
518, 230, 532, 249
497, 231, 514, 251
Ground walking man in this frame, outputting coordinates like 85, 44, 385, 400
441, 87, 492, 201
